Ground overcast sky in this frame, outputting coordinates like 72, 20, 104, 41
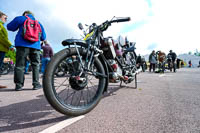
1, 0, 200, 55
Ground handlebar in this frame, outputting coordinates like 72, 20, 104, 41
110, 17, 131, 23
82, 17, 131, 35
99, 17, 131, 32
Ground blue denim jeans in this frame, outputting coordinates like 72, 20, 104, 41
41, 57, 50, 74
24, 59, 30, 73
0, 51, 6, 68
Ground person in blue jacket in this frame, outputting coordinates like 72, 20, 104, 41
7, 10, 46, 91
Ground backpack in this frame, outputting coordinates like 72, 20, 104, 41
23, 16, 42, 42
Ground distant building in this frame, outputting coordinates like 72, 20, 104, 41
178, 54, 200, 67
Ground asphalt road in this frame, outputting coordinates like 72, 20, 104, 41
0, 68, 200, 133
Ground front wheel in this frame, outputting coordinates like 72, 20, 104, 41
43, 47, 106, 116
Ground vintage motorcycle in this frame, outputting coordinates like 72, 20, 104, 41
43, 17, 140, 116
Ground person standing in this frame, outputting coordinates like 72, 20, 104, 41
41, 40, 53, 75
136, 54, 142, 69
176, 58, 181, 69
149, 50, 157, 72
7, 10, 46, 91
167, 50, 177, 72
188, 60, 192, 68
157, 50, 166, 73
0, 11, 12, 88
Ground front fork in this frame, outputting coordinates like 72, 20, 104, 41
74, 43, 106, 78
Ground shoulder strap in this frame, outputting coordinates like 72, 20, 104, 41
25, 16, 37, 21
25, 15, 30, 20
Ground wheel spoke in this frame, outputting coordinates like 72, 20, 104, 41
55, 78, 69, 91
86, 85, 91, 104
64, 90, 76, 103
70, 91, 77, 105
77, 90, 83, 106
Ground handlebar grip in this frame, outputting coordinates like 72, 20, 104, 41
111, 17, 131, 23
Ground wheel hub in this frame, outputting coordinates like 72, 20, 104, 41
69, 75, 88, 91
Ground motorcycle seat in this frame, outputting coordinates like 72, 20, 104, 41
62, 39, 87, 47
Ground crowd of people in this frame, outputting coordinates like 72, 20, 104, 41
0, 10, 53, 90
148, 49, 180, 73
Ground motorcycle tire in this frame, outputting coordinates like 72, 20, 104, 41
43, 47, 106, 116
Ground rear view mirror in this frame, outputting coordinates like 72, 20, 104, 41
78, 23, 84, 30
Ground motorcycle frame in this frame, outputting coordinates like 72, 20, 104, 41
63, 17, 137, 92
66, 28, 137, 91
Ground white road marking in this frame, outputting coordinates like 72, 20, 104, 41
39, 115, 85, 133
159, 74, 172, 77
159, 74, 166, 77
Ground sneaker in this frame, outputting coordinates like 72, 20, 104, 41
32, 84, 42, 90
24, 72, 29, 75
0, 85, 7, 88
15, 86, 23, 91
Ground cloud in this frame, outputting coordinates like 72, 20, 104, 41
3, 0, 152, 52
1, 0, 151, 52
147, 43, 158, 50
2, 0, 200, 55
122, 0, 200, 55
34, 0, 152, 39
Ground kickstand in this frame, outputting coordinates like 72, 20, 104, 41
120, 80, 123, 87
133, 74, 137, 89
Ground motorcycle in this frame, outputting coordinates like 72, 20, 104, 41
122, 41, 143, 71
43, 17, 140, 116
0, 61, 14, 75
167, 56, 176, 72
